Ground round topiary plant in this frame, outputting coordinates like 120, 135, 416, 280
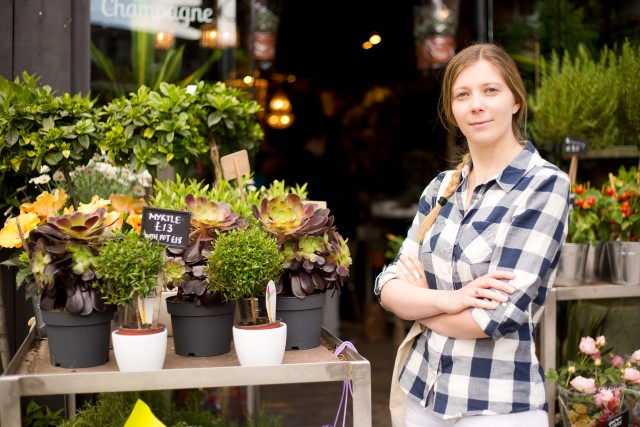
206, 225, 284, 324
96, 230, 167, 329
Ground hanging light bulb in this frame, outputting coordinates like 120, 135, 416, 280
269, 92, 292, 113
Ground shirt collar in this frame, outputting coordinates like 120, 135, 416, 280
461, 141, 540, 193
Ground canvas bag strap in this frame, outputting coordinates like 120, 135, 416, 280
388, 169, 454, 427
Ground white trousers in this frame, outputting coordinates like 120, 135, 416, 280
405, 397, 548, 427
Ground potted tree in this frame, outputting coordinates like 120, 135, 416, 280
253, 192, 352, 350
96, 229, 168, 372
206, 225, 286, 366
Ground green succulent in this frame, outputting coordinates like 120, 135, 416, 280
253, 194, 332, 245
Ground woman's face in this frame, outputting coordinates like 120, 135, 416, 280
450, 59, 520, 148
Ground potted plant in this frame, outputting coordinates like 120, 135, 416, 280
206, 225, 286, 366
253, 191, 352, 350
0, 196, 118, 367
601, 166, 640, 286
529, 47, 619, 163
546, 335, 637, 427
557, 183, 608, 286
97, 81, 264, 182
162, 193, 247, 357
96, 229, 168, 372
0, 72, 101, 208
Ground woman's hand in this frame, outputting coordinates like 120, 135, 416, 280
438, 271, 516, 314
397, 254, 428, 288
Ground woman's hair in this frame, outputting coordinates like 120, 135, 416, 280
418, 43, 527, 242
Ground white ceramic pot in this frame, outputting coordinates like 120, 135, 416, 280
136, 290, 177, 336
232, 322, 287, 366
111, 327, 167, 372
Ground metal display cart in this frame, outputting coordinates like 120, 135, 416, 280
0, 327, 372, 427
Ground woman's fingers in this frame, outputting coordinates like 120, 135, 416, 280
398, 255, 426, 285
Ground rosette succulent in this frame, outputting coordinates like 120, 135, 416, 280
166, 194, 247, 306
253, 194, 352, 299
26, 208, 113, 314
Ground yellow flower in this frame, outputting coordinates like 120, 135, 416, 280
573, 403, 589, 415
77, 195, 111, 214
20, 189, 68, 222
0, 213, 40, 248
109, 194, 146, 215
126, 213, 142, 234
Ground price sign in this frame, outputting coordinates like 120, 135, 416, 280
140, 207, 191, 249
562, 137, 589, 155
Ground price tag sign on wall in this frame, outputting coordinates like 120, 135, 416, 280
141, 207, 191, 249
562, 137, 589, 155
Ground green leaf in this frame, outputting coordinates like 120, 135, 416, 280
44, 151, 63, 165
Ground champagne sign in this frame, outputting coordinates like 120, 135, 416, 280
141, 207, 191, 249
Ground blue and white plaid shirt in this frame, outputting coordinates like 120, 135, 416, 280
375, 141, 570, 418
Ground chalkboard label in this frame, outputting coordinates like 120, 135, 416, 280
605, 408, 628, 427
141, 207, 191, 249
562, 137, 589, 155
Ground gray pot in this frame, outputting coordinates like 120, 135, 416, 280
41, 309, 114, 368
276, 292, 325, 350
606, 240, 640, 286
166, 297, 235, 356
555, 243, 589, 286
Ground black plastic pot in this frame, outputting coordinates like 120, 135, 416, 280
276, 292, 325, 350
166, 297, 235, 356
41, 309, 114, 368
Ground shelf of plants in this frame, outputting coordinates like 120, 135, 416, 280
0, 326, 372, 427
540, 281, 640, 425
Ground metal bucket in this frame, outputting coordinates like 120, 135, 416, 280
555, 243, 589, 286
607, 241, 640, 286
583, 242, 608, 283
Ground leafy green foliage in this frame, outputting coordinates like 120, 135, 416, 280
90, 32, 221, 101
58, 390, 281, 427
96, 229, 166, 327
529, 47, 619, 150
23, 400, 64, 427
98, 83, 208, 173
98, 81, 264, 177
207, 226, 284, 307
616, 40, 640, 147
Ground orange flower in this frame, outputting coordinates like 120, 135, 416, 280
20, 189, 68, 222
126, 213, 142, 234
109, 194, 146, 215
0, 213, 40, 248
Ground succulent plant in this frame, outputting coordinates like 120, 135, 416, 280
166, 194, 247, 307
253, 194, 352, 299
252, 194, 332, 245
27, 208, 113, 315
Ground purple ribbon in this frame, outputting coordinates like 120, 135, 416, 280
323, 341, 358, 427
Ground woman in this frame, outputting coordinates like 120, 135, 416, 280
374, 43, 570, 426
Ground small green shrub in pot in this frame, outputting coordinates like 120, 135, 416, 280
206, 225, 284, 325
529, 47, 619, 155
96, 229, 167, 329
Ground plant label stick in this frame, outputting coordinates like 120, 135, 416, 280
221, 150, 250, 201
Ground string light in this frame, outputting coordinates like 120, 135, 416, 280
200, 24, 218, 48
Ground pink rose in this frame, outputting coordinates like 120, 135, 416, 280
624, 367, 640, 384
596, 335, 606, 347
570, 376, 597, 394
631, 350, 640, 364
579, 336, 598, 356
595, 388, 622, 415
611, 354, 625, 368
